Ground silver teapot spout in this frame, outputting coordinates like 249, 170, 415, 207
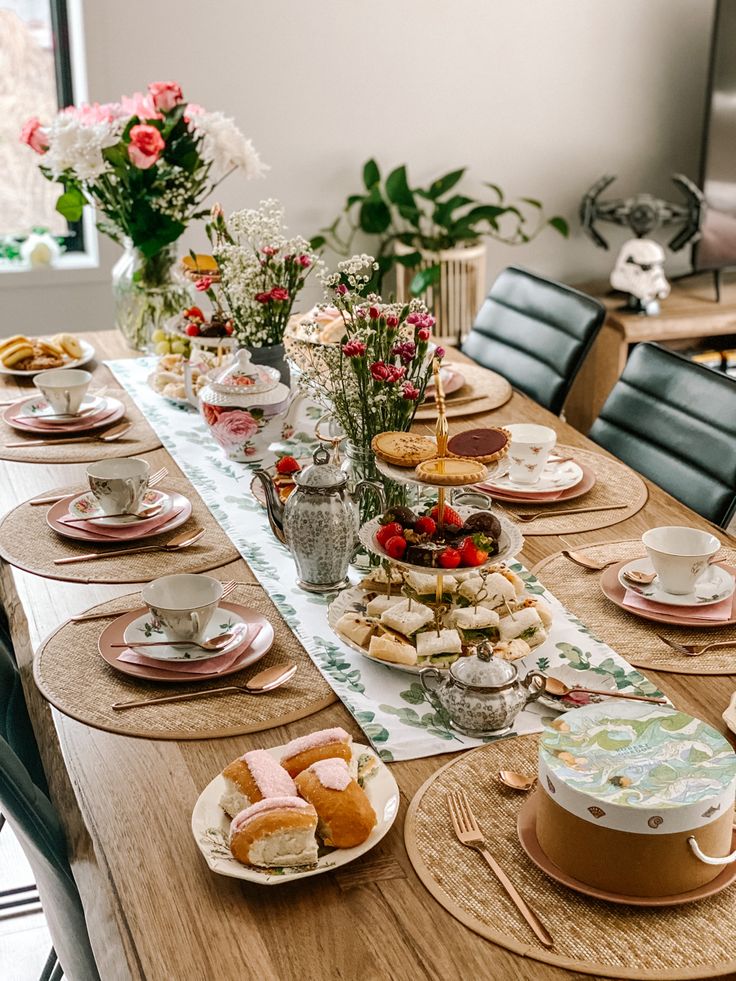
252, 470, 287, 544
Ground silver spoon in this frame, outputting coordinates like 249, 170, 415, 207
110, 623, 247, 652
111, 663, 297, 711
498, 770, 537, 792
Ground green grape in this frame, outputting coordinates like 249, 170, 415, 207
171, 340, 187, 355
151, 329, 167, 343
155, 340, 171, 355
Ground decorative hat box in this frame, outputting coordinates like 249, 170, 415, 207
536, 702, 736, 897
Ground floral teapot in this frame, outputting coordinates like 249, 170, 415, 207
253, 447, 385, 593
420, 642, 546, 737
199, 349, 291, 462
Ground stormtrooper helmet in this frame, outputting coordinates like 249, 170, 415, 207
610, 238, 670, 315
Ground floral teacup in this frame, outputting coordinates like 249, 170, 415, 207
141, 574, 223, 642
505, 423, 556, 485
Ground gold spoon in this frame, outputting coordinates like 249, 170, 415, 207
111, 663, 297, 711
498, 770, 537, 792
561, 548, 626, 572
623, 569, 658, 586
543, 676, 668, 704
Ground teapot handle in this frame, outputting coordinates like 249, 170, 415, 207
356, 480, 386, 514
522, 670, 546, 705
419, 667, 444, 713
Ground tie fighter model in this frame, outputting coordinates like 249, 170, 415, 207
580, 174, 705, 252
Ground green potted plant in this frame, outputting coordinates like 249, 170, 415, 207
311, 160, 568, 340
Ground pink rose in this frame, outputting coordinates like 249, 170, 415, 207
66, 102, 121, 125
343, 339, 367, 358
184, 103, 205, 124
127, 124, 164, 169
262, 245, 278, 256
148, 81, 183, 113
211, 409, 260, 450
255, 291, 273, 303
270, 287, 290, 302
20, 117, 47, 154
120, 91, 161, 120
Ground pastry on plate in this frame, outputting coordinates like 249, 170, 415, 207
0, 340, 34, 368
52, 332, 83, 360
371, 431, 436, 468
220, 748, 297, 818
446, 427, 510, 464
229, 796, 318, 867
280, 727, 352, 777
335, 612, 376, 649
368, 631, 417, 666
295, 758, 376, 848
414, 457, 488, 486
493, 638, 532, 661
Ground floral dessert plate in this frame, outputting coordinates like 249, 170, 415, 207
14, 393, 107, 425
485, 459, 584, 495
0, 338, 95, 376
3, 397, 125, 434
67, 489, 172, 526
359, 506, 524, 575
191, 742, 399, 885
617, 558, 735, 608
98, 603, 274, 681
122, 605, 253, 661
47, 491, 192, 542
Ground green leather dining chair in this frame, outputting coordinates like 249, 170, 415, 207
461, 266, 606, 415
588, 342, 736, 528
0, 623, 100, 981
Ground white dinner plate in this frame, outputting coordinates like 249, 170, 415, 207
68, 489, 172, 526
191, 743, 399, 885
617, 558, 736, 608
122, 605, 250, 662
0, 338, 95, 376
14, 393, 107, 425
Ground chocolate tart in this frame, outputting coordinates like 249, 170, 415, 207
447, 427, 510, 464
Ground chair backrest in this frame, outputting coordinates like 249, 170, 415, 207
0, 633, 100, 981
589, 343, 736, 527
461, 265, 606, 415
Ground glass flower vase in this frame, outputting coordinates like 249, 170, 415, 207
111, 240, 191, 352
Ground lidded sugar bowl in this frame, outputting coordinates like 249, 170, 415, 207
420, 642, 546, 736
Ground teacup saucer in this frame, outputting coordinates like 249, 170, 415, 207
485, 459, 583, 495
122, 605, 248, 661
617, 558, 735, 607
67, 489, 171, 526
16, 393, 107, 425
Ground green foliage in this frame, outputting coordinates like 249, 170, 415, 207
312, 160, 569, 295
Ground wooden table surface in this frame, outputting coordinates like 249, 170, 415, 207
2, 330, 735, 981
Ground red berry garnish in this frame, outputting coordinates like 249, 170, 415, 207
185, 323, 201, 336
414, 516, 437, 537
384, 535, 407, 559
376, 521, 403, 547
460, 534, 490, 567
276, 455, 301, 475
224, 321, 234, 335
184, 306, 205, 321
438, 547, 462, 569
429, 504, 463, 528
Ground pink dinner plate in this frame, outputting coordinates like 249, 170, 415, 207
422, 366, 465, 402
600, 560, 736, 628
480, 461, 595, 504
97, 603, 274, 683
46, 490, 192, 542
4, 398, 125, 434
517, 791, 736, 906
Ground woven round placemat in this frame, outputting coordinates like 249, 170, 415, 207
405, 735, 736, 980
413, 364, 512, 420
532, 541, 736, 676
0, 452, 238, 583
0, 377, 161, 463
33, 584, 337, 740
492, 445, 648, 535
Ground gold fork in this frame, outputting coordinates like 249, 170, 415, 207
447, 789, 554, 948
69, 579, 239, 622
512, 503, 628, 523
656, 633, 736, 657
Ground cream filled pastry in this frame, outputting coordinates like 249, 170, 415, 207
280, 726, 352, 777
220, 748, 297, 818
295, 758, 376, 848
229, 796, 318, 867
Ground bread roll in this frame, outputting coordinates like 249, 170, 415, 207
335, 613, 375, 649
368, 632, 417, 666
1, 342, 34, 367
53, 332, 83, 359
220, 748, 296, 818
0, 335, 28, 356
295, 759, 376, 848
229, 796, 318, 867
280, 726, 352, 777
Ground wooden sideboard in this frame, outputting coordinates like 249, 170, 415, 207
563, 271, 736, 434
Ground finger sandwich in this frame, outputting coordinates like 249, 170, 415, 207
498, 606, 548, 648
380, 598, 434, 637
415, 628, 463, 666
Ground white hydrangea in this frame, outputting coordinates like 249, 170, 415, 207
188, 111, 267, 181
44, 113, 121, 181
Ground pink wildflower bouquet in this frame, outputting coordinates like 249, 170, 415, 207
311, 254, 444, 449
21, 81, 265, 260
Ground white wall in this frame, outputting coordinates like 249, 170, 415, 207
1, 0, 716, 336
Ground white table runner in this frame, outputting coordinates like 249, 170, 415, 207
107, 357, 663, 761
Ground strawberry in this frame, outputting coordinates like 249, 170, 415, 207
184, 306, 205, 321
460, 534, 491, 567
376, 521, 404, 547
384, 535, 407, 559
414, 515, 436, 537
276, 455, 301, 476
438, 546, 462, 569
429, 503, 463, 528
224, 321, 234, 335
185, 323, 201, 336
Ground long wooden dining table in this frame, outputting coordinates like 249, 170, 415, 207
2, 329, 735, 981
